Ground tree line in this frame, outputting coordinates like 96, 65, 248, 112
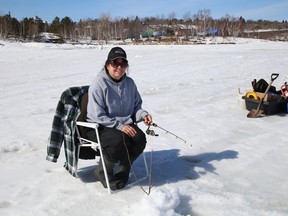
0, 10, 287, 42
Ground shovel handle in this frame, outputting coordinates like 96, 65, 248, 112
271, 73, 279, 81
247, 73, 280, 118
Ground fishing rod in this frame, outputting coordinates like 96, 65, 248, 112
146, 123, 192, 146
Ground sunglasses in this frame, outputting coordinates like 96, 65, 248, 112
110, 60, 128, 68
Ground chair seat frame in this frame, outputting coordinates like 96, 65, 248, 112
75, 121, 149, 194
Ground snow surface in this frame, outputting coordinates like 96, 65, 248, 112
0, 38, 288, 216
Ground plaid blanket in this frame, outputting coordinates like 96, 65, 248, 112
46, 86, 89, 176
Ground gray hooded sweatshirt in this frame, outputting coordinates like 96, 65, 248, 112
87, 68, 148, 130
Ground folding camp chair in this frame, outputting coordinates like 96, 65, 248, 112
75, 92, 149, 194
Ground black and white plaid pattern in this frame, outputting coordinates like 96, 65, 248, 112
46, 86, 89, 177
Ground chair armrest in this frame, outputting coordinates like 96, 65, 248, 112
76, 121, 99, 129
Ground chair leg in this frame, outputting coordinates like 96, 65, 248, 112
94, 157, 114, 188
142, 152, 149, 178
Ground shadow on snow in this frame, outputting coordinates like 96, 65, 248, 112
76, 149, 239, 186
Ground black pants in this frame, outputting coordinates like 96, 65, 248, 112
85, 124, 146, 164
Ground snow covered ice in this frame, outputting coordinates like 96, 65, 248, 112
0, 38, 288, 216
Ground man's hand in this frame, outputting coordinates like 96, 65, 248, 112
122, 125, 137, 137
144, 114, 153, 126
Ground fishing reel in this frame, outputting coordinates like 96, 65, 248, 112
146, 123, 159, 136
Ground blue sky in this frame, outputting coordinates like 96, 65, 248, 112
0, 0, 287, 22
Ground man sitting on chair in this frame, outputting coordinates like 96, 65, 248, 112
85, 47, 152, 190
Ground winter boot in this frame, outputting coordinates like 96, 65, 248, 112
115, 154, 136, 184
115, 163, 131, 184
94, 156, 125, 190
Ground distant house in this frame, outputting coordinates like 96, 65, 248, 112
153, 31, 164, 37
166, 29, 175, 36
205, 29, 221, 36
34, 32, 64, 43
140, 31, 153, 38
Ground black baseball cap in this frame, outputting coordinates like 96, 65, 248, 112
107, 47, 127, 60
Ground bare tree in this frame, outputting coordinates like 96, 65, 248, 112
194, 9, 211, 33
168, 11, 176, 28
0, 13, 15, 38
183, 11, 195, 38
96, 13, 111, 43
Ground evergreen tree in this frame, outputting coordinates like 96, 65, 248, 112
50, 17, 61, 34
61, 16, 74, 38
